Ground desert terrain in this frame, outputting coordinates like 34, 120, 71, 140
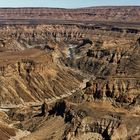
0, 7, 139, 140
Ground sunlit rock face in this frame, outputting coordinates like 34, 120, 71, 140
0, 7, 139, 140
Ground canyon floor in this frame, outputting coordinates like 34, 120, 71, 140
0, 6, 140, 140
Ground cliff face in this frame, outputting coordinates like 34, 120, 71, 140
0, 49, 82, 105
0, 7, 139, 140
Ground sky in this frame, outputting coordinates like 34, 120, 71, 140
0, 0, 139, 8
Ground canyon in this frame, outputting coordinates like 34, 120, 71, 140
0, 6, 139, 140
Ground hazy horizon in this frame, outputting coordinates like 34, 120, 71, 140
0, 0, 139, 8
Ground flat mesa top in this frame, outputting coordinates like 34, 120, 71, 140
0, 6, 140, 26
